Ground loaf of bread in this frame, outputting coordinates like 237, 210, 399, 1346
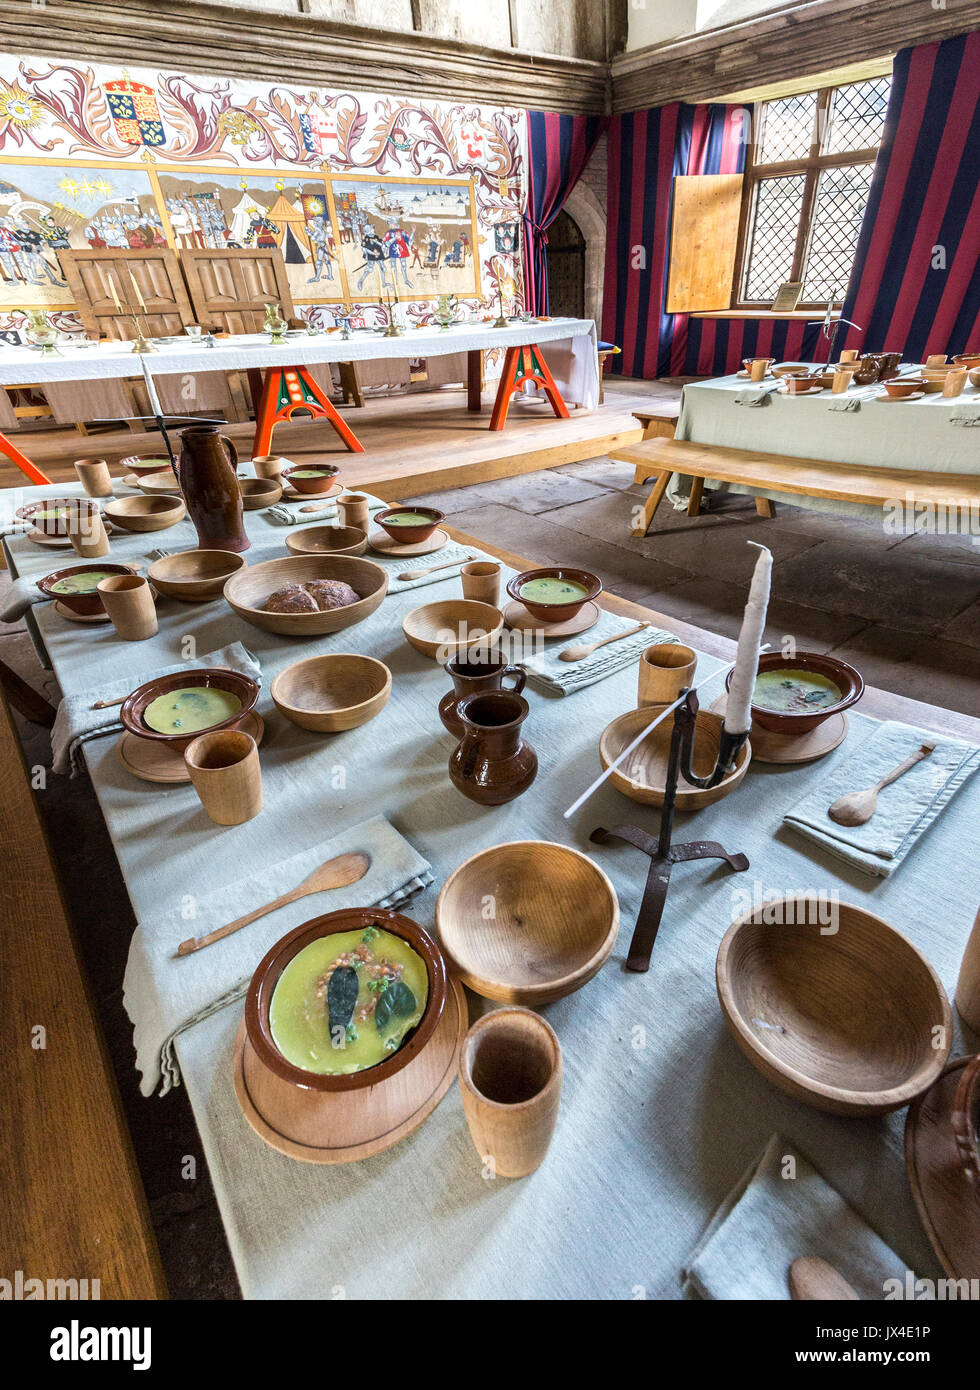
263, 584, 318, 614
305, 578, 360, 612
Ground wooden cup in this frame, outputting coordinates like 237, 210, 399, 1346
832, 365, 857, 394
461, 561, 502, 606
458, 1007, 562, 1178
67, 500, 110, 558
638, 642, 696, 707
337, 492, 371, 533
748, 358, 770, 382
184, 729, 262, 826
955, 907, 980, 1034
839, 349, 860, 363
252, 455, 288, 482
925, 354, 948, 368
943, 367, 968, 398
74, 456, 113, 498
96, 573, 157, 641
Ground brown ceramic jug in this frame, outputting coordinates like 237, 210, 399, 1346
178, 424, 250, 553
449, 690, 537, 806
439, 654, 527, 737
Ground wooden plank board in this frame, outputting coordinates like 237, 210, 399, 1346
666, 174, 743, 314
613, 436, 980, 510
180, 249, 296, 335
0, 693, 167, 1299
59, 247, 194, 340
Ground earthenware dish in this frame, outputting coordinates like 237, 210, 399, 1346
505, 566, 602, 623
146, 549, 247, 602
119, 667, 260, 753
726, 650, 864, 734
599, 705, 751, 809
285, 524, 369, 557
883, 377, 926, 398
223, 554, 388, 637
281, 464, 340, 495
239, 477, 283, 509
270, 653, 392, 732
120, 455, 173, 477
36, 562, 138, 617
104, 494, 187, 533
717, 897, 952, 1115
402, 598, 504, 661
374, 505, 445, 545
436, 840, 619, 1005
15, 498, 85, 538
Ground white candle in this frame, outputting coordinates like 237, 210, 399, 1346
129, 271, 147, 312
108, 274, 123, 311
140, 357, 163, 416
724, 542, 772, 735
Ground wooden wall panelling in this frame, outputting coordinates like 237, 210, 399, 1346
666, 174, 742, 313
58, 247, 194, 339
180, 248, 296, 334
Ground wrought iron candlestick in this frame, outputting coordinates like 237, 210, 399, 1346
590, 688, 750, 973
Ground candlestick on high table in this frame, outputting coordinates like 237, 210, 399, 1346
108, 275, 123, 312
724, 542, 772, 735
128, 271, 147, 313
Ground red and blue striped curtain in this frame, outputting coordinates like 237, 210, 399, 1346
839, 31, 980, 360
523, 111, 606, 315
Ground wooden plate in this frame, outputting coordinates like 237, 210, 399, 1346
905, 1055, 980, 1278
116, 711, 264, 784
25, 529, 73, 549
281, 480, 342, 502
368, 527, 450, 557
876, 391, 926, 402
503, 599, 600, 637
778, 385, 825, 397
53, 601, 110, 624
232, 975, 468, 1164
709, 695, 848, 763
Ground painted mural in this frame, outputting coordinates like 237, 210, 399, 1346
0, 57, 526, 336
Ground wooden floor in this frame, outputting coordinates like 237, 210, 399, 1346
0, 382, 662, 499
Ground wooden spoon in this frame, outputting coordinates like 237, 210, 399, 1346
789, 1256, 860, 1301
176, 850, 371, 956
396, 554, 475, 582
558, 621, 649, 663
91, 695, 126, 709
828, 741, 936, 827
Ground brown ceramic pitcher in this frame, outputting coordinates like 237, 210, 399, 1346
449, 690, 537, 806
439, 654, 527, 738
178, 424, 250, 553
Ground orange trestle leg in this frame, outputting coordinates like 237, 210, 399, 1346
0, 430, 51, 485
488, 343, 570, 432
252, 365, 365, 456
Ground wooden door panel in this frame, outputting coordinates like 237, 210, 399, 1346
58, 248, 193, 339
181, 249, 294, 334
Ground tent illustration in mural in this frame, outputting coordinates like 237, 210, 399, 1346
0, 162, 162, 306
332, 177, 480, 299
156, 171, 342, 301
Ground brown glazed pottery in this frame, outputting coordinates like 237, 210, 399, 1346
952, 352, 980, 367
119, 667, 260, 753
36, 561, 138, 616
876, 351, 902, 380
852, 354, 882, 385
505, 566, 602, 623
15, 497, 83, 538
244, 907, 448, 1095
726, 650, 864, 734
449, 690, 537, 806
439, 653, 527, 737
784, 373, 825, 394
375, 505, 445, 545
281, 463, 340, 495
177, 424, 249, 552
883, 377, 926, 397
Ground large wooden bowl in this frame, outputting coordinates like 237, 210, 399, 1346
223, 554, 387, 637
599, 706, 751, 809
119, 666, 260, 753
136, 469, 183, 496
146, 549, 247, 602
285, 524, 368, 557
104, 494, 187, 533
436, 841, 620, 1004
717, 897, 952, 1116
402, 599, 504, 661
271, 653, 391, 732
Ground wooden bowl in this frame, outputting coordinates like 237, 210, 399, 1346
239, 476, 283, 509
771, 362, 811, 377
374, 506, 445, 545
36, 561, 138, 616
717, 897, 952, 1115
727, 650, 864, 734
146, 549, 247, 602
599, 706, 750, 809
402, 599, 504, 661
271, 654, 391, 732
884, 376, 926, 397
104, 494, 187, 533
969, 367, 980, 390
223, 554, 387, 637
285, 524, 368, 557
136, 469, 183, 496
436, 841, 620, 1004
15, 497, 84, 538
119, 667, 259, 753
281, 463, 339, 495
505, 566, 602, 622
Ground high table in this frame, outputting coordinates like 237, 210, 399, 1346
0, 318, 599, 481
4, 487, 979, 1299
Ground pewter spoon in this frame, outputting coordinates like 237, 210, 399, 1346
827, 741, 935, 827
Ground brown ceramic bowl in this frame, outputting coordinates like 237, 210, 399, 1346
119, 667, 259, 753
952, 352, 980, 367
285, 524, 369, 558
37, 561, 138, 616
374, 506, 445, 545
239, 476, 283, 509
119, 455, 173, 477
883, 377, 926, 398
726, 650, 864, 734
281, 464, 340, 495
742, 356, 775, 374
506, 566, 602, 622
244, 907, 448, 1094
784, 373, 825, 395
15, 497, 86, 538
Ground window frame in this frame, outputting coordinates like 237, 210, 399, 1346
732, 83, 883, 311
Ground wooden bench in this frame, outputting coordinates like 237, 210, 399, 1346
613, 435, 980, 537
0, 692, 167, 1299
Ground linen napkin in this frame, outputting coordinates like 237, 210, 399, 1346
782, 719, 980, 877
949, 404, 980, 427
50, 641, 262, 776
122, 814, 434, 1096
266, 493, 388, 526
826, 384, 880, 412
683, 1134, 908, 1300
519, 611, 675, 696
375, 541, 496, 593
0, 574, 49, 623
734, 386, 777, 406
